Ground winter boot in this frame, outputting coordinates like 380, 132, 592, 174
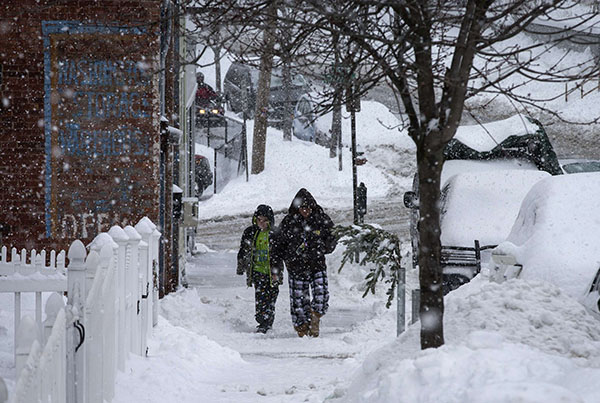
309, 310, 321, 337
294, 323, 309, 337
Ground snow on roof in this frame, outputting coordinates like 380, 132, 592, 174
440, 169, 550, 246
497, 172, 600, 299
453, 114, 539, 152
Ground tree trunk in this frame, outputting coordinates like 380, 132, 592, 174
330, 91, 341, 159
330, 32, 341, 159
416, 142, 445, 349
251, 2, 277, 175
213, 45, 222, 93
281, 57, 293, 141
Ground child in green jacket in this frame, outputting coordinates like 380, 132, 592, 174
237, 204, 283, 333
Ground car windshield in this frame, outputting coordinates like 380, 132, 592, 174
562, 161, 600, 174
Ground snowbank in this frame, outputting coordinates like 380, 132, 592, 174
341, 278, 600, 403
196, 101, 416, 220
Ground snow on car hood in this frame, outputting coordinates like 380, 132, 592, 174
496, 172, 600, 300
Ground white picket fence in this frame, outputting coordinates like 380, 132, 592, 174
0, 217, 161, 403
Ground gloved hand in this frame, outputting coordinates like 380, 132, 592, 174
236, 265, 244, 275
246, 275, 253, 287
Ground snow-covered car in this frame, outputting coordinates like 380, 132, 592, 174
292, 93, 317, 142
445, 115, 562, 175
491, 172, 600, 320
404, 114, 562, 293
436, 168, 550, 293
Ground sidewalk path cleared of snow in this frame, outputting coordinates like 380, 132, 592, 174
113, 246, 405, 402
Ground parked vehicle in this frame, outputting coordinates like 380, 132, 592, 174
291, 93, 330, 146
404, 114, 562, 293
491, 172, 600, 320
560, 159, 600, 174
438, 169, 550, 292
292, 93, 316, 142
223, 62, 311, 127
194, 155, 213, 196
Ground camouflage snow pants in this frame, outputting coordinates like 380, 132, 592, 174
253, 272, 279, 329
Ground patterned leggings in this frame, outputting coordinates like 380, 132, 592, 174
288, 270, 329, 327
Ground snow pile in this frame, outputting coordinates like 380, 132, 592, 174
197, 100, 416, 220
495, 172, 600, 299
114, 311, 247, 403
470, 30, 600, 128
341, 278, 600, 403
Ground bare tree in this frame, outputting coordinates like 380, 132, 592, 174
186, 0, 600, 348
250, 1, 278, 174
290, 0, 600, 349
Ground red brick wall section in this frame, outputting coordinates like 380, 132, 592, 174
0, 0, 162, 254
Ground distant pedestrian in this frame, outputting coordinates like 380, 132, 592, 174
237, 204, 283, 333
195, 71, 217, 108
274, 189, 337, 337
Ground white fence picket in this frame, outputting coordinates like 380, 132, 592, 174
0, 377, 7, 403
2, 217, 160, 403
124, 225, 142, 356
108, 226, 128, 373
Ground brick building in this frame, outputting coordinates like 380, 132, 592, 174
0, 1, 185, 295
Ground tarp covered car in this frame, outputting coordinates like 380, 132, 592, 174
445, 115, 562, 175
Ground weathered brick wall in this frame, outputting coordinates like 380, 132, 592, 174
0, 0, 162, 253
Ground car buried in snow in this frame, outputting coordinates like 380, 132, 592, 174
403, 114, 563, 294
490, 172, 600, 320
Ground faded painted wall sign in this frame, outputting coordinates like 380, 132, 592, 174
43, 21, 158, 240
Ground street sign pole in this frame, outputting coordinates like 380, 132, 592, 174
397, 265, 406, 336
347, 82, 360, 224
351, 107, 358, 224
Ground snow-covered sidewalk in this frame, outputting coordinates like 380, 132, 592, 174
112, 247, 600, 403
112, 248, 400, 402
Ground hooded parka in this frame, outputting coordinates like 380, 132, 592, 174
274, 188, 337, 279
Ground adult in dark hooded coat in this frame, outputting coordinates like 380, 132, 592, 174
274, 189, 337, 337
237, 204, 283, 333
